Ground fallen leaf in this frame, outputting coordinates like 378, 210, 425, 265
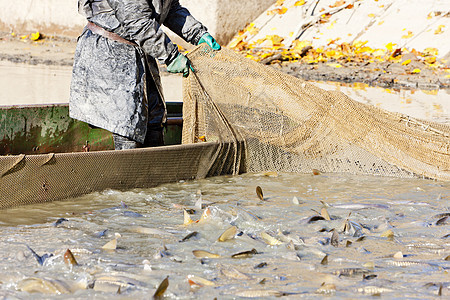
434, 25, 445, 35
326, 63, 342, 68
294, 0, 306, 6
401, 31, 414, 39
412, 68, 421, 74
401, 59, 411, 65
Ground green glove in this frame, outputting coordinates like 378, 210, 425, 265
198, 33, 221, 50
167, 54, 194, 77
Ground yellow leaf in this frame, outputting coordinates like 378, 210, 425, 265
425, 56, 436, 64
11, 32, 16, 37
378, 20, 384, 25
434, 25, 445, 35
294, 0, 306, 6
385, 42, 397, 51
401, 59, 411, 66
445, 75, 450, 78
20, 35, 28, 40
412, 68, 421, 73
368, 13, 376, 18
423, 47, 438, 56
327, 63, 342, 68
30, 31, 40, 41
275, 0, 285, 6
401, 31, 414, 39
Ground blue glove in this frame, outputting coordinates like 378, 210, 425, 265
167, 54, 194, 77
198, 33, 221, 50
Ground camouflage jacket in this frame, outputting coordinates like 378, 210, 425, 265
70, 0, 207, 143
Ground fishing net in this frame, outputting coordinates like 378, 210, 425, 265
183, 44, 450, 181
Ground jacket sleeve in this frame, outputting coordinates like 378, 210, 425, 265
163, 0, 208, 45
106, 0, 179, 66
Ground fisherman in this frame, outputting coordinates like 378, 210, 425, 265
70, 0, 221, 150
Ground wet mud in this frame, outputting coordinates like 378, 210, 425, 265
1, 31, 449, 90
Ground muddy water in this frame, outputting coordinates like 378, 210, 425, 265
0, 172, 448, 299
1, 61, 449, 125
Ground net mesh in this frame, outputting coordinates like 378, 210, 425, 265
183, 45, 450, 181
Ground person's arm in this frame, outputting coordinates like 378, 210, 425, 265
163, 0, 208, 45
106, 0, 179, 66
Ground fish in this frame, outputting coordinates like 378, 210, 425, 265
233, 290, 285, 297
218, 226, 237, 242
254, 262, 268, 269
261, 231, 283, 246
331, 229, 339, 247
220, 267, 251, 280
380, 229, 394, 238
180, 231, 198, 242
130, 226, 172, 236
363, 274, 378, 280
308, 216, 326, 223
433, 212, 450, 219
102, 239, 117, 250
292, 196, 300, 205
187, 275, 215, 287
27, 245, 53, 266
333, 268, 371, 277
102, 233, 120, 250
231, 248, 258, 259
184, 210, 195, 225
321, 255, 328, 265
436, 216, 448, 226
123, 211, 143, 218
94, 229, 108, 238
357, 286, 392, 294
153, 276, 169, 299
54, 218, 68, 227
346, 241, 352, 247
17, 277, 73, 294
192, 250, 221, 258
387, 260, 439, 268
63, 249, 78, 266
256, 186, 264, 200
316, 283, 336, 294
197, 207, 212, 224
321, 208, 331, 221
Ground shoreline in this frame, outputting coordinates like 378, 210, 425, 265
1, 32, 448, 91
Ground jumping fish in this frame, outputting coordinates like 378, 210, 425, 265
17, 277, 73, 294
321, 255, 328, 265
218, 226, 237, 242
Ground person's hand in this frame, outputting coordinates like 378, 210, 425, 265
198, 33, 221, 50
167, 53, 194, 77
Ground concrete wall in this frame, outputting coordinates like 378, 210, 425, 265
0, 0, 275, 44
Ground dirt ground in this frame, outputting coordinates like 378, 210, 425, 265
1, 31, 449, 90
